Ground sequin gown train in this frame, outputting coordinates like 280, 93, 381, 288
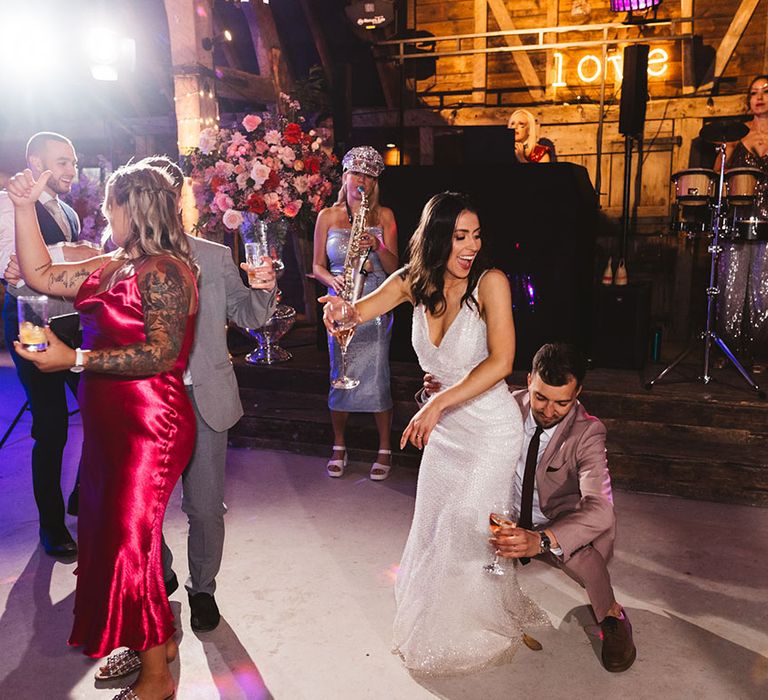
326, 226, 393, 411
393, 294, 548, 675
68, 259, 197, 658
718, 141, 768, 362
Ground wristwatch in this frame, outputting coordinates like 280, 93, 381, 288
70, 348, 86, 374
538, 531, 552, 554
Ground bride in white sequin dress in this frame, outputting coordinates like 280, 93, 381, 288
321, 192, 548, 675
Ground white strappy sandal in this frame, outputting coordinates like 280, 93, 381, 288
370, 449, 392, 481
326, 446, 348, 478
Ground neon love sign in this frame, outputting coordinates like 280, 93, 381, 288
551, 48, 669, 87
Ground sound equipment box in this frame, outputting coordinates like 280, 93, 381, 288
591, 283, 651, 369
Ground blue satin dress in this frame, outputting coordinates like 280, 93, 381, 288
326, 226, 393, 412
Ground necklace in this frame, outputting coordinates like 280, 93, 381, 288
345, 200, 355, 225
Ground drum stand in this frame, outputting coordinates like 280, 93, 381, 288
645, 140, 766, 399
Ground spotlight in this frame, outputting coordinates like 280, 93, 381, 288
0, 9, 58, 81
610, 0, 663, 24
610, 0, 662, 9
202, 30, 233, 52
86, 27, 136, 82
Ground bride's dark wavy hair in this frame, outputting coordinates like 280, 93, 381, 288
405, 191, 489, 316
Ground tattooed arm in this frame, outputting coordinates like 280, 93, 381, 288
83, 257, 196, 376
9, 169, 107, 298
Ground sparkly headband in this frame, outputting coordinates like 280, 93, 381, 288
342, 146, 385, 178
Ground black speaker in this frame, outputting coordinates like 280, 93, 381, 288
591, 283, 651, 369
619, 45, 650, 137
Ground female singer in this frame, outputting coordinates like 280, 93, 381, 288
312, 146, 399, 480
508, 109, 553, 163
716, 75, 768, 373
10, 162, 198, 700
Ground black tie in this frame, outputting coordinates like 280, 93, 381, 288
518, 425, 544, 564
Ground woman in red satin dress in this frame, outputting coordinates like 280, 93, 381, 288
10, 162, 198, 700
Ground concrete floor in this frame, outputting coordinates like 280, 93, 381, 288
1, 356, 767, 699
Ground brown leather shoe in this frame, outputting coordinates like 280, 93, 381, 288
601, 611, 636, 672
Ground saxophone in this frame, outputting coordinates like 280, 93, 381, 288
340, 186, 370, 302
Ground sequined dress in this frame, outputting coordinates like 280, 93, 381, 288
326, 226, 393, 412
718, 141, 768, 361
393, 295, 548, 675
68, 259, 197, 658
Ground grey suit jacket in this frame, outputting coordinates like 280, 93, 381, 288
187, 235, 277, 432
513, 389, 615, 564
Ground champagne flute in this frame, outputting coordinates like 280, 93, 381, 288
483, 506, 516, 575
329, 298, 359, 389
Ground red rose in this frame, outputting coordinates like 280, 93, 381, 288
284, 122, 302, 144
263, 169, 281, 191
210, 175, 225, 192
305, 156, 320, 174
247, 192, 266, 214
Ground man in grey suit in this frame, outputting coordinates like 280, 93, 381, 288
423, 343, 635, 672
143, 158, 277, 633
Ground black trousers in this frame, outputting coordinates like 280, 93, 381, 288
4, 305, 81, 537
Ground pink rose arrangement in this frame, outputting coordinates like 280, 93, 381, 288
186, 106, 339, 238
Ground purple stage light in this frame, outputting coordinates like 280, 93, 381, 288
610, 0, 662, 10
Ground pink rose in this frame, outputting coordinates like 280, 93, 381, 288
222, 209, 244, 230
254, 140, 269, 155
214, 191, 234, 211
250, 161, 271, 188
242, 114, 263, 132
283, 200, 302, 218
264, 129, 281, 145
264, 192, 280, 210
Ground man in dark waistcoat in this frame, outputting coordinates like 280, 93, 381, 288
0, 132, 97, 556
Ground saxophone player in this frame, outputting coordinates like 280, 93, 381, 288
312, 146, 399, 480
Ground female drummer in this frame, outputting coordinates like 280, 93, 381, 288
715, 75, 768, 373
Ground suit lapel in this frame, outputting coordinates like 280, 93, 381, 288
536, 405, 579, 474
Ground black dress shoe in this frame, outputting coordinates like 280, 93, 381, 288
67, 486, 79, 516
601, 611, 637, 672
188, 592, 220, 632
39, 528, 78, 558
165, 573, 179, 597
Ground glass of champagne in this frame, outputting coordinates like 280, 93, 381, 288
329, 298, 360, 389
483, 506, 516, 575
17, 295, 49, 352
244, 241, 270, 286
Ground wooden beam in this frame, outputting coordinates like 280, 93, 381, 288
698, 0, 761, 93
241, 1, 292, 98
671, 117, 703, 177
297, 0, 335, 87
486, 0, 545, 101
352, 94, 747, 128
214, 66, 276, 104
472, 0, 488, 104
680, 0, 695, 94
545, 0, 560, 102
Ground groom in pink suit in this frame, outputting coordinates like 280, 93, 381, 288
491, 343, 636, 672
423, 342, 636, 672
